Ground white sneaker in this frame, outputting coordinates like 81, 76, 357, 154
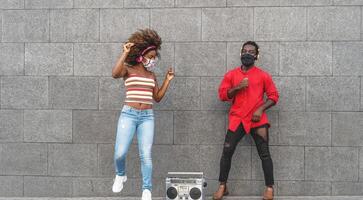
141, 189, 152, 200
112, 175, 127, 193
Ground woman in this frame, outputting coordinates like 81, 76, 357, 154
111, 28, 174, 200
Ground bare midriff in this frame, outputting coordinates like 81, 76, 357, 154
125, 102, 152, 110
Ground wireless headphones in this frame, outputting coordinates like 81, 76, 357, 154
136, 46, 157, 63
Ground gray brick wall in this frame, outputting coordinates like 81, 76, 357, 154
0, 0, 362, 197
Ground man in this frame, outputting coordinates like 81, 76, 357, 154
213, 41, 279, 200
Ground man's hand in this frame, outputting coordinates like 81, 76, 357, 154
237, 78, 248, 90
227, 77, 249, 99
252, 107, 263, 122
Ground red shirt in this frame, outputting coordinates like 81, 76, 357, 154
218, 66, 279, 134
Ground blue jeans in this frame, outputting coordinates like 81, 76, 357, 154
114, 105, 154, 191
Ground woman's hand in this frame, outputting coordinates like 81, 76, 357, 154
112, 43, 134, 78
123, 42, 134, 54
166, 67, 174, 81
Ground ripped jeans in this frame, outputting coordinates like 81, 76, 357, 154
114, 105, 154, 191
218, 123, 274, 186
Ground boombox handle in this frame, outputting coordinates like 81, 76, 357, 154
168, 172, 203, 178
168, 172, 204, 175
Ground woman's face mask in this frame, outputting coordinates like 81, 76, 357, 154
143, 57, 158, 72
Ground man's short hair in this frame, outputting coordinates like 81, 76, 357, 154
241, 41, 260, 58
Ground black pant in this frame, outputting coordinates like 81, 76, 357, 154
218, 123, 274, 186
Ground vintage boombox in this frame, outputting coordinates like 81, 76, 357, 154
165, 172, 207, 200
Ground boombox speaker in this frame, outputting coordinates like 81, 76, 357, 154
166, 172, 207, 200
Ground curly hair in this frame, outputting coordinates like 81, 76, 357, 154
125, 28, 162, 66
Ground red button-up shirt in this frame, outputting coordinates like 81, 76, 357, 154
218, 66, 279, 134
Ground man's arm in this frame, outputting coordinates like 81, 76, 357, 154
252, 74, 279, 122
227, 78, 249, 99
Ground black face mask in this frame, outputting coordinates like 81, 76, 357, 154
240, 54, 255, 68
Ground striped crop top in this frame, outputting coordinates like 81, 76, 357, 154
124, 74, 155, 105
